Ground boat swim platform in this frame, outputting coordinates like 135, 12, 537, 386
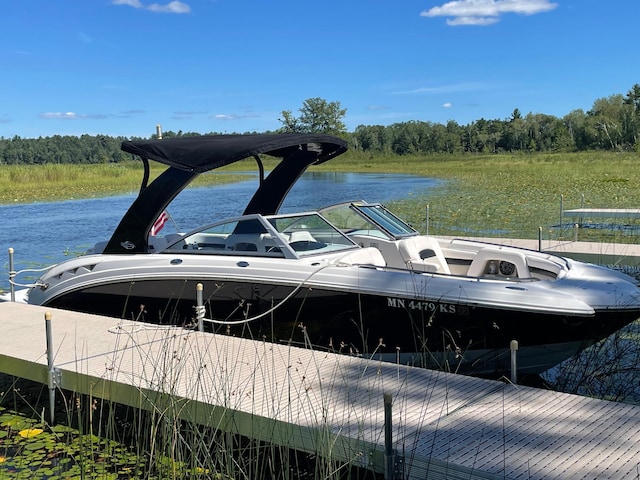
2, 302, 640, 480
439, 235, 640, 268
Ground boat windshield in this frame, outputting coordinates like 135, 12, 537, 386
320, 202, 418, 240
162, 212, 357, 258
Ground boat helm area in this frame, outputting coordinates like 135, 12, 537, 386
156, 212, 359, 259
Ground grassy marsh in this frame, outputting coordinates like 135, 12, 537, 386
0, 162, 250, 204
326, 151, 640, 243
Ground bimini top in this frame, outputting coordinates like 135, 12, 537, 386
121, 133, 347, 173
104, 133, 348, 254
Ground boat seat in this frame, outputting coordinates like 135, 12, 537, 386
226, 234, 263, 252
288, 230, 316, 243
398, 236, 451, 274
334, 247, 386, 267
467, 248, 530, 278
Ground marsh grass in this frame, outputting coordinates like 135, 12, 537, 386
326, 151, 640, 244
543, 320, 640, 404
0, 162, 251, 204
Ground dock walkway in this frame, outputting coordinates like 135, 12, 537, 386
2, 301, 640, 479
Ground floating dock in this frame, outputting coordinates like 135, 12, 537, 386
2, 302, 640, 479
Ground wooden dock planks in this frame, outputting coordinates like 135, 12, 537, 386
1, 301, 640, 479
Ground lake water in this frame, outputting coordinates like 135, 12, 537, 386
1, 172, 440, 291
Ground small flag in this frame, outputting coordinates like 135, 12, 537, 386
151, 210, 170, 236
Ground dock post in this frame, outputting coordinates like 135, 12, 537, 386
425, 205, 429, 235
559, 194, 564, 238
45, 312, 56, 424
510, 340, 518, 384
384, 392, 395, 480
574, 223, 579, 242
196, 283, 204, 332
538, 227, 542, 252
8, 247, 15, 302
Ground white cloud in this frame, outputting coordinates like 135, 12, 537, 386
447, 15, 499, 26
40, 112, 80, 119
211, 113, 259, 121
443, 102, 453, 108
148, 1, 191, 13
39, 112, 108, 120
113, 0, 190, 14
421, 0, 558, 26
113, 0, 144, 7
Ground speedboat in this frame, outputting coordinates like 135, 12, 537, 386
10, 133, 640, 375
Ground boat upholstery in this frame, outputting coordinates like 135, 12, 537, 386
225, 233, 279, 252
467, 248, 530, 278
398, 236, 451, 274
334, 247, 386, 268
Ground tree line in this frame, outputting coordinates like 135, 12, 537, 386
1, 84, 639, 165
350, 84, 640, 155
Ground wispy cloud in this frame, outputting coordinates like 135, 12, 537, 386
39, 112, 108, 120
172, 110, 208, 120
392, 82, 485, 95
78, 32, 93, 43
367, 105, 392, 111
0, 115, 11, 124
211, 113, 259, 121
421, 0, 558, 26
113, 0, 191, 14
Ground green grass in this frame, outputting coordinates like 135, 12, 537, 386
0, 162, 251, 204
326, 151, 640, 243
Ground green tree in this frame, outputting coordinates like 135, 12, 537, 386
623, 84, 640, 147
587, 95, 625, 151
279, 98, 347, 135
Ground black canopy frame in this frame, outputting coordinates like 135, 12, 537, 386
104, 133, 347, 254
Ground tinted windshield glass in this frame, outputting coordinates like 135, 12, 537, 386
162, 213, 356, 257
356, 205, 416, 237
320, 202, 417, 239
268, 213, 356, 256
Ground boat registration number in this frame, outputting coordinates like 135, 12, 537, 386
387, 297, 457, 314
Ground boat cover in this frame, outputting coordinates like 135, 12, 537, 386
121, 133, 347, 173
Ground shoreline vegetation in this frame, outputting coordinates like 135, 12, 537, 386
3, 151, 640, 242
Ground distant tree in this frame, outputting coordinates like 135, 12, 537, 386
503, 108, 526, 151
623, 84, 640, 113
587, 95, 625, 151
278, 110, 303, 133
279, 98, 347, 135
623, 84, 640, 147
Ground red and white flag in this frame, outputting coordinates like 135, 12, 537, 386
151, 210, 170, 236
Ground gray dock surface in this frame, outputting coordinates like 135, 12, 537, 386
2, 301, 640, 479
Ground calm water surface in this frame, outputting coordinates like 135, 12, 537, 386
1, 172, 440, 290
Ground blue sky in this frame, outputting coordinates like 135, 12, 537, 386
2, 0, 638, 139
